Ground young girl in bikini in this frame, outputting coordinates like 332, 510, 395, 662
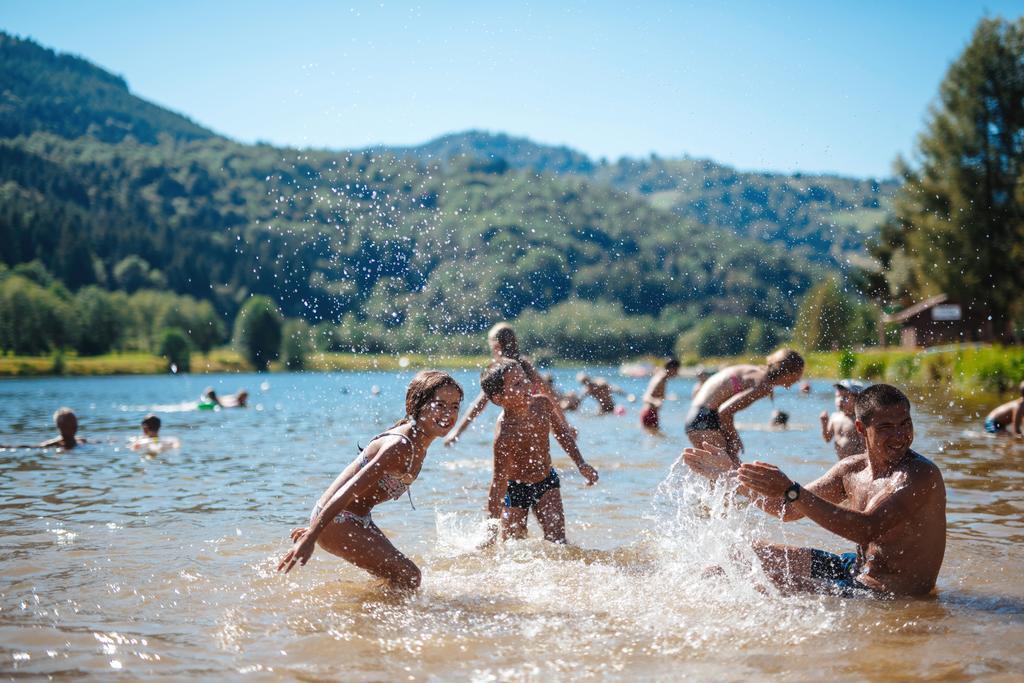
444, 322, 571, 445
277, 371, 463, 589
685, 348, 804, 464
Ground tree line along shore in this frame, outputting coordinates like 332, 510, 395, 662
2, 343, 1020, 407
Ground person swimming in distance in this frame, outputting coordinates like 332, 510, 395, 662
0, 407, 87, 450
130, 414, 180, 453
681, 384, 946, 597
278, 371, 463, 590
685, 349, 804, 465
221, 390, 249, 408
39, 408, 87, 450
198, 388, 221, 410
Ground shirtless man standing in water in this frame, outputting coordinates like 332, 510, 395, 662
483, 359, 599, 543
682, 383, 946, 597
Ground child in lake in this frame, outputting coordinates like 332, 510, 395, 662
130, 414, 180, 453
198, 388, 221, 410
685, 348, 804, 464
39, 408, 87, 450
445, 322, 571, 445
640, 358, 680, 431
984, 380, 1024, 436
278, 371, 463, 589
821, 380, 867, 458
481, 359, 599, 543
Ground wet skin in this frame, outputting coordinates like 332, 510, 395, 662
489, 364, 597, 542
821, 390, 865, 460
278, 385, 462, 589
683, 403, 947, 597
687, 364, 802, 462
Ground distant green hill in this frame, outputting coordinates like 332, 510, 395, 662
378, 130, 897, 264
0, 32, 828, 359
0, 32, 213, 143
376, 130, 597, 175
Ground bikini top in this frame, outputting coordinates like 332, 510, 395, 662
357, 432, 416, 508
729, 372, 773, 402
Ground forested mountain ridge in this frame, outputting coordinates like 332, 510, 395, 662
0, 32, 213, 144
1, 32, 824, 359
379, 130, 897, 263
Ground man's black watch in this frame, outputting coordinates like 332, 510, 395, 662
783, 482, 801, 504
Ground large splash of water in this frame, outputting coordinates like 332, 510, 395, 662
220, 464, 851, 679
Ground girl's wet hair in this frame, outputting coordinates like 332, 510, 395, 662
402, 370, 464, 425
487, 322, 520, 360
765, 348, 804, 383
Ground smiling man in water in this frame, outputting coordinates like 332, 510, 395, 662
682, 383, 946, 597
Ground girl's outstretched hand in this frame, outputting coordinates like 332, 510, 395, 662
278, 529, 317, 574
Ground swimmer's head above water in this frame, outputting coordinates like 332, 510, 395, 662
53, 407, 78, 439
141, 414, 161, 437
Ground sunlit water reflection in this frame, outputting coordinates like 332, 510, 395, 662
0, 371, 1021, 680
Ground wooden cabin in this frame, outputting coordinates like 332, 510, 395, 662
880, 294, 996, 348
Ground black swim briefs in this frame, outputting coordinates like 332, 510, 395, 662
504, 468, 560, 510
685, 405, 721, 432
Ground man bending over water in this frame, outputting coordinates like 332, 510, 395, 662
681, 384, 946, 597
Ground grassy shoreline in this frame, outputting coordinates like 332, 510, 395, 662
3, 345, 1021, 403
0, 350, 494, 377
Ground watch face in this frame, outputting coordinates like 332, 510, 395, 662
786, 488, 799, 500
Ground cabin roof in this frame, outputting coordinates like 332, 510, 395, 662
882, 293, 949, 324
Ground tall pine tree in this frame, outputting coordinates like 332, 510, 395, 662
870, 17, 1024, 337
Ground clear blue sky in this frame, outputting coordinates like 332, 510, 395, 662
3, 1, 1020, 177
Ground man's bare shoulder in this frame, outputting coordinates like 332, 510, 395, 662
833, 452, 868, 473
905, 451, 944, 484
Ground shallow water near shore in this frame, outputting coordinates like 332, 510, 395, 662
0, 370, 1021, 681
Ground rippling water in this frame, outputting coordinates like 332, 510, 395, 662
1, 370, 1021, 680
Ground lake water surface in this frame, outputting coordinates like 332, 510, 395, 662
0, 370, 1021, 680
